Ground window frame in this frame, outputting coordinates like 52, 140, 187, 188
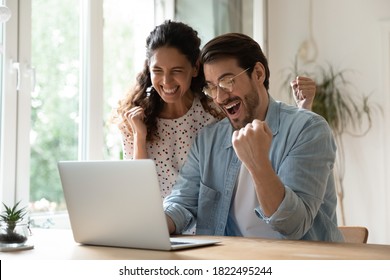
79, 0, 104, 160
0, 0, 27, 206
0, 0, 105, 207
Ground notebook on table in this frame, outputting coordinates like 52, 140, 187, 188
57, 159, 219, 251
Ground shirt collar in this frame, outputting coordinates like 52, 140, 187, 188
264, 95, 279, 137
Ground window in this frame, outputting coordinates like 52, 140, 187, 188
0, 0, 156, 228
29, 0, 80, 225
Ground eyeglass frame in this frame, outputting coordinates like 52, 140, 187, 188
202, 67, 251, 99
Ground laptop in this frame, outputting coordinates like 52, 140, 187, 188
57, 159, 219, 251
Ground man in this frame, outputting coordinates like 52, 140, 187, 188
164, 33, 343, 241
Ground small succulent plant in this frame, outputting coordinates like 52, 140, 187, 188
0, 201, 29, 244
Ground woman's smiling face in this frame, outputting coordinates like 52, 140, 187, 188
149, 46, 198, 104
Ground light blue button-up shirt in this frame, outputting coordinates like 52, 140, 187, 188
164, 96, 344, 242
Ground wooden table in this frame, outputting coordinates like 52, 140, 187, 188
1, 229, 390, 260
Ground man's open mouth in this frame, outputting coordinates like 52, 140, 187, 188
224, 100, 241, 116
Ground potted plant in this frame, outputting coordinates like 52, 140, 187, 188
0, 201, 29, 245
282, 57, 377, 225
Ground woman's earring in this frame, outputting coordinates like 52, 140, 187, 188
146, 86, 155, 97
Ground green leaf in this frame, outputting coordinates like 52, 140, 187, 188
0, 201, 28, 223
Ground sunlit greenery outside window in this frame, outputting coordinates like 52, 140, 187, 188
29, 0, 154, 228
30, 0, 80, 213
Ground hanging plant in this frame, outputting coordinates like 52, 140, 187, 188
283, 56, 373, 133
311, 65, 373, 136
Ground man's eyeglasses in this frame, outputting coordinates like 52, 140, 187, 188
203, 68, 250, 99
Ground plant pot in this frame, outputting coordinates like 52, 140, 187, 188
0, 221, 30, 247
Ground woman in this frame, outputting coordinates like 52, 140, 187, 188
116, 21, 224, 200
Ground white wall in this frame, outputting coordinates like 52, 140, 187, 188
267, 0, 390, 244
